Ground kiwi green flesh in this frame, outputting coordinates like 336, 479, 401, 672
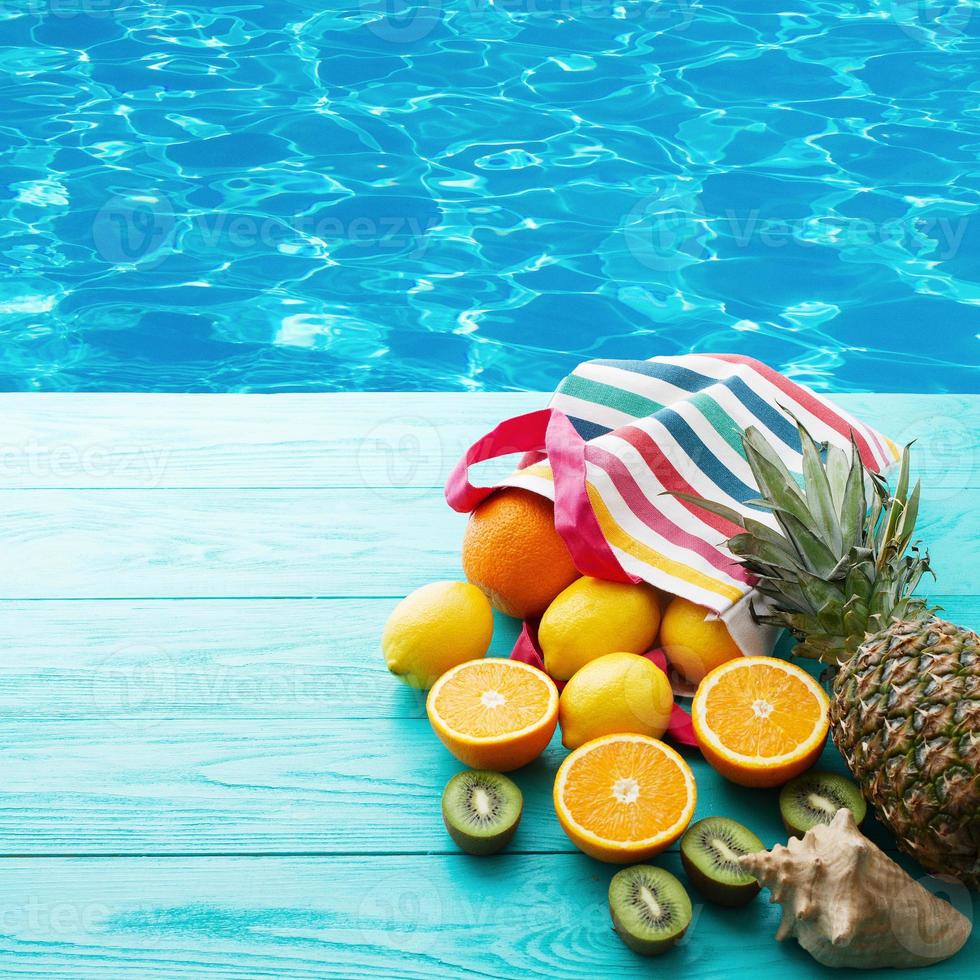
680, 817, 764, 907
779, 771, 867, 838
441, 770, 522, 855
608, 865, 691, 956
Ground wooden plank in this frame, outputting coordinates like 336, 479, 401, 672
0, 486, 974, 598
0, 393, 975, 489
0, 597, 975, 721
0, 392, 974, 980
0, 854, 973, 979
0, 487, 466, 599
0, 600, 513, 720
0, 716, 928, 856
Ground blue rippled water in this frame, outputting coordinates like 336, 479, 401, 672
1, 1, 978, 392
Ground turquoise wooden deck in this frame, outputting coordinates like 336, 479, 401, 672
0, 392, 976, 978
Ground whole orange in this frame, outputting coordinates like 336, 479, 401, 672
462, 487, 580, 619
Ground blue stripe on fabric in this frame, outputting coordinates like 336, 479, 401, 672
567, 416, 610, 441
588, 359, 802, 453
655, 407, 760, 503
724, 376, 802, 453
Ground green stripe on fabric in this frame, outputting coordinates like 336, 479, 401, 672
565, 370, 749, 465
689, 392, 749, 459
558, 374, 664, 419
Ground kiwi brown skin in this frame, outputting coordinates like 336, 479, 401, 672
611, 908, 687, 956
608, 865, 691, 956
681, 852, 759, 908
680, 817, 764, 907
441, 770, 522, 856
444, 812, 520, 856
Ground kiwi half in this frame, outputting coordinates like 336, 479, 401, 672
441, 770, 522, 855
779, 770, 867, 838
680, 817, 764, 907
608, 865, 691, 956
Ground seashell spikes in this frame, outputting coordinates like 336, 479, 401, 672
738, 808, 972, 969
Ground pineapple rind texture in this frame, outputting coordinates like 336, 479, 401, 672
831, 618, 980, 889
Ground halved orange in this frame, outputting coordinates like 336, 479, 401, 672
553, 734, 696, 863
427, 659, 559, 771
691, 656, 830, 788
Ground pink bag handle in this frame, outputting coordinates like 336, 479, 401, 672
446, 408, 697, 751
445, 408, 635, 583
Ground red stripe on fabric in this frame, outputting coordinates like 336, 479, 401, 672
667, 704, 697, 746
848, 415, 891, 468
444, 407, 635, 583
705, 354, 882, 471
610, 426, 746, 539
548, 411, 637, 584
444, 408, 554, 512
586, 443, 753, 585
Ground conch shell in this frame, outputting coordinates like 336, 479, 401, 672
739, 808, 972, 969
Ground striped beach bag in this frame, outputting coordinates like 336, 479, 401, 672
445, 354, 900, 739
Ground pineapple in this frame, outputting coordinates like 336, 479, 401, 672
680, 421, 980, 888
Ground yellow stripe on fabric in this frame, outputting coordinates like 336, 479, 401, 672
584, 484, 746, 604
519, 462, 553, 481
504, 463, 745, 604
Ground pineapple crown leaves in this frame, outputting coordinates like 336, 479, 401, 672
670, 418, 934, 664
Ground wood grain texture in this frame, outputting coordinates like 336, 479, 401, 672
0, 597, 975, 721
0, 392, 975, 489
0, 600, 517, 720
0, 486, 974, 598
0, 718, 934, 856
0, 854, 973, 980
0, 393, 976, 979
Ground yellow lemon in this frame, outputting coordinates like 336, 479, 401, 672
558, 652, 674, 749
539, 577, 661, 682
660, 596, 742, 685
383, 581, 494, 689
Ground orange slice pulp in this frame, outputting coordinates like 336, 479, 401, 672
553, 734, 697, 863
426, 659, 559, 771
691, 656, 830, 788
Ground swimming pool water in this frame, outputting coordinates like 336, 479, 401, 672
1, 1, 978, 392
